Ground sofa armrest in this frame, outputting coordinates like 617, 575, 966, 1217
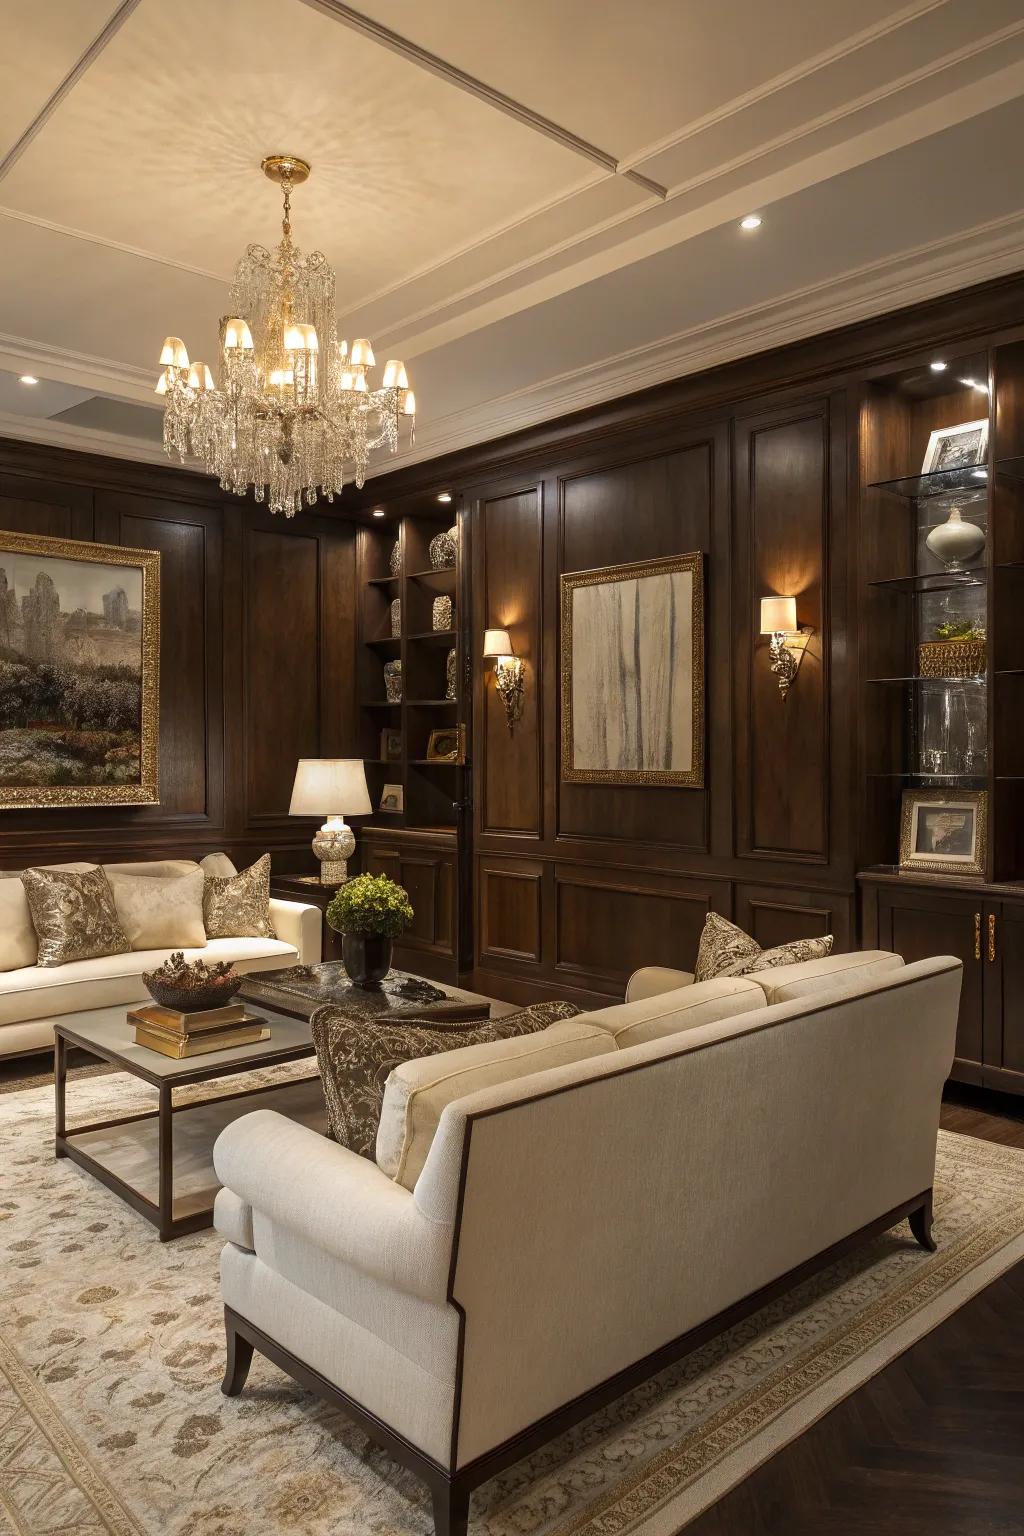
269, 898, 322, 964
213, 1110, 452, 1302
625, 966, 694, 1003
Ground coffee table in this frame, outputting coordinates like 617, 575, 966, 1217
54, 1002, 322, 1241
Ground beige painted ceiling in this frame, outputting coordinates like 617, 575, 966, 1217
1, 0, 1023, 475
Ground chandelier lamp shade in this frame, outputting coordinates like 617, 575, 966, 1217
156, 154, 416, 517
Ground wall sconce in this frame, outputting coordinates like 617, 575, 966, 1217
759, 597, 812, 700
483, 628, 525, 730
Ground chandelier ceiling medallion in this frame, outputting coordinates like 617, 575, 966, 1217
156, 154, 415, 517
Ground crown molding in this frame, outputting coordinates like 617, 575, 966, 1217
0, 331, 156, 402
364, 208, 1024, 476
0, 408, 178, 468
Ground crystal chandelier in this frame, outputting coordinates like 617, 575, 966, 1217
156, 154, 415, 517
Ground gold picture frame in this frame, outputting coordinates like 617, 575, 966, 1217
425, 724, 465, 763
0, 530, 160, 808
560, 552, 705, 787
899, 789, 987, 879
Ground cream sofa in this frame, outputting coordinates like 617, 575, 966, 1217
0, 855, 321, 1058
213, 948, 961, 1535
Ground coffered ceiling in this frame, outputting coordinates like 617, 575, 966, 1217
2, 0, 1023, 475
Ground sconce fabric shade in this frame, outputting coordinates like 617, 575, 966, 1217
483, 628, 514, 658
289, 759, 371, 816
760, 596, 798, 635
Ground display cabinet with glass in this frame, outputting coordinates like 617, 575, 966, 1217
858, 344, 1024, 882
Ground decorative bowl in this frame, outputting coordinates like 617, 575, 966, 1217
142, 971, 242, 1013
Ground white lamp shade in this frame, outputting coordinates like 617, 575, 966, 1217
760, 596, 797, 635
289, 759, 371, 816
483, 628, 513, 658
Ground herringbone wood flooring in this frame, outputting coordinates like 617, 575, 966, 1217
683, 1089, 1024, 1536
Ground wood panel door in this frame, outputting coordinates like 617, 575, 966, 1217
874, 884, 984, 1085
984, 899, 1024, 1093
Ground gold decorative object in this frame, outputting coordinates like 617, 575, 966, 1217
918, 638, 986, 678
429, 526, 457, 570
0, 530, 160, 809
156, 155, 416, 517
426, 725, 465, 763
432, 594, 452, 631
390, 598, 401, 638
389, 538, 402, 577
559, 554, 704, 786
759, 596, 812, 701
445, 647, 458, 701
384, 659, 402, 703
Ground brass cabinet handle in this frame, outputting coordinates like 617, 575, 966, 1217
974, 912, 981, 961
988, 912, 997, 964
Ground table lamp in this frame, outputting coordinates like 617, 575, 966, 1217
289, 759, 371, 883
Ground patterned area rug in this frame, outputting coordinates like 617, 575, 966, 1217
2, 1071, 1024, 1536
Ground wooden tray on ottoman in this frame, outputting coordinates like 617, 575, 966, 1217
237, 962, 494, 1024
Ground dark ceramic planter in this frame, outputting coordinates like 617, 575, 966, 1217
341, 933, 393, 989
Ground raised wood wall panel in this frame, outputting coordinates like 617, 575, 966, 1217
554, 872, 712, 986
734, 884, 852, 952
735, 403, 831, 863
479, 860, 543, 964
556, 441, 716, 851
476, 487, 542, 837
243, 526, 320, 827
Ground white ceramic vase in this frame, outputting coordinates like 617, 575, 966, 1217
925, 507, 985, 572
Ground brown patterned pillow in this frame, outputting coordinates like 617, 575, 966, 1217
311, 1000, 581, 1157
203, 853, 274, 939
21, 867, 131, 968
694, 912, 833, 982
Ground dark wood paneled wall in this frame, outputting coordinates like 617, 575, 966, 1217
0, 440, 356, 871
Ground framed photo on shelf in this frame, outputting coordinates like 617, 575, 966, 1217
921, 418, 989, 476
379, 782, 404, 813
379, 727, 402, 763
899, 789, 987, 879
425, 724, 464, 763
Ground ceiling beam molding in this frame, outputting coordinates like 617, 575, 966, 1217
298, 0, 666, 197
0, 0, 144, 183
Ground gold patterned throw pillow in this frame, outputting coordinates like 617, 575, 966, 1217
312, 1000, 581, 1158
21, 867, 131, 968
693, 912, 833, 983
202, 853, 275, 940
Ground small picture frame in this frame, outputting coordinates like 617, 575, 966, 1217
921, 418, 989, 477
899, 790, 987, 878
426, 724, 465, 764
379, 782, 404, 814
379, 728, 402, 763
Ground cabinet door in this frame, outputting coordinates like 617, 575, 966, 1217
875, 886, 984, 1085
984, 900, 1024, 1093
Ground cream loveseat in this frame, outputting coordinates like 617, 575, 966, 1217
0, 856, 321, 1058
213, 947, 961, 1535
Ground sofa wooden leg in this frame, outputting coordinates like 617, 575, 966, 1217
909, 1190, 936, 1253
221, 1311, 255, 1396
431, 1479, 469, 1536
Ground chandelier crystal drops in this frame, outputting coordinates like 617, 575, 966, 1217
156, 155, 415, 517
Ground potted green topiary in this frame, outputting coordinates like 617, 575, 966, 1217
326, 873, 414, 988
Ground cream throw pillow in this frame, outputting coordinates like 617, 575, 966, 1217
693, 912, 833, 982
200, 852, 238, 879
203, 853, 274, 939
106, 868, 207, 951
0, 879, 38, 971
376, 1018, 615, 1191
21, 867, 131, 968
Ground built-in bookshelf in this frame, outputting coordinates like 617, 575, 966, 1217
355, 494, 465, 835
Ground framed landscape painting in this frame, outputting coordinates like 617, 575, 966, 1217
560, 552, 704, 787
0, 531, 160, 808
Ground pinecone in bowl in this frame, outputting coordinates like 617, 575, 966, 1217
142, 951, 242, 1013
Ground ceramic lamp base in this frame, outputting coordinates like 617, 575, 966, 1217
311, 817, 355, 886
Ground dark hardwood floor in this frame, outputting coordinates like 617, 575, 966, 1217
683, 1087, 1024, 1536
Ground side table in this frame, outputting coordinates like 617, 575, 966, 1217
270, 873, 345, 961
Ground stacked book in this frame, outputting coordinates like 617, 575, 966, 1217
129, 1002, 270, 1059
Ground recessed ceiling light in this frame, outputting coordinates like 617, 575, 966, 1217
18, 374, 39, 385
437, 492, 452, 503
739, 214, 763, 231
929, 361, 947, 372
372, 508, 386, 518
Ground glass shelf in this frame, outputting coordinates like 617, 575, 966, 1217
867, 772, 988, 789
868, 570, 985, 595
867, 675, 987, 686
867, 466, 989, 500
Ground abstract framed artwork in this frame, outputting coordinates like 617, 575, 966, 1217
0, 531, 160, 808
560, 552, 704, 787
